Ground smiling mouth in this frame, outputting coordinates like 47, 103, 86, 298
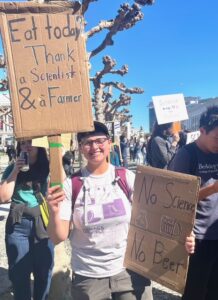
90, 152, 101, 156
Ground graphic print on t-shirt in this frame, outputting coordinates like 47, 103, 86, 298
103, 198, 126, 219
84, 197, 126, 225
77, 175, 128, 226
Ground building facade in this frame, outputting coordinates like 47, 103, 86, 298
0, 93, 14, 145
182, 97, 218, 131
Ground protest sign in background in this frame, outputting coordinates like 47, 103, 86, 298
186, 131, 200, 144
152, 93, 188, 125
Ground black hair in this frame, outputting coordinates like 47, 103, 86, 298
62, 151, 74, 165
151, 121, 173, 138
178, 131, 188, 148
199, 106, 218, 133
16, 143, 49, 186
77, 121, 109, 143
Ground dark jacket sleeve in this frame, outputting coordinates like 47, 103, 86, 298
151, 136, 177, 168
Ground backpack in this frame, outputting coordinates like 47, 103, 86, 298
71, 167, 131, 210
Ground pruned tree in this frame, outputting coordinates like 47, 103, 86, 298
115, 108, 133, 126
85, 0, 154, 58
0, 0, 155, 126
91, 55, 143, 123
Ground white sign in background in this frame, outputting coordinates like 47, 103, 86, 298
152, 93, 188, 125
186, 131, 200, 144
114, 121, 121, 137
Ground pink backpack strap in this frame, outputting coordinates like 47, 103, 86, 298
114, 167, 131, 201
71, 170, 83, 210
71, 167, 131, 211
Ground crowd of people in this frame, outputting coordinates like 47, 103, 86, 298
1, 105, 218, 299
121, 136, 148, 166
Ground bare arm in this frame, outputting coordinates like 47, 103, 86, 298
198, 181, 218, 201
46, 186, 71, 245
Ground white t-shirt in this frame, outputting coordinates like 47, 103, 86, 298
60, 164, 135, 278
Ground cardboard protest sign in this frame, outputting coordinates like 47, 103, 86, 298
124, 166, 200, 293
106, 121, 121, 143
152, 93, 188, 125
114, 121, 121, 137
105, 122, 114, 141
0, 3, 93, 139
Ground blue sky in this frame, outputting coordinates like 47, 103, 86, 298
1, 0, 218, 132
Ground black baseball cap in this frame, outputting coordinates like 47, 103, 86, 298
77, 121, 110, 143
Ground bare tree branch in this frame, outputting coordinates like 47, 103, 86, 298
135, 0, 155, 5
116, 111, 132, 126
26, 0, 82, 13
88, 3, 146, 58
91, 55, 144, 122
106, 94, 131, 114
0, 107, 13, 128
82, 0, 98, 15
90, 56, 116, 87
0, 107, 12, 117
104, 81, 144, 94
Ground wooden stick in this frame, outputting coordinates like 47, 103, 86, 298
48, 135, 64, 189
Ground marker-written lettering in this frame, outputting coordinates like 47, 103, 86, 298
130, 231, 146, 262
164, 182, 195, 212
153, 240, 184, 274
8, 14, 82, 43
138, 176, 157, 205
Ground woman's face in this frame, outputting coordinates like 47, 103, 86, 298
20, 140, 38, 160
80, 135, 111, 166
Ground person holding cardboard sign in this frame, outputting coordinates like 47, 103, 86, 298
169, 106, 218, 300
47, 121, 195, 300
0, 140, 54, 300
46, 121, 153, 300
